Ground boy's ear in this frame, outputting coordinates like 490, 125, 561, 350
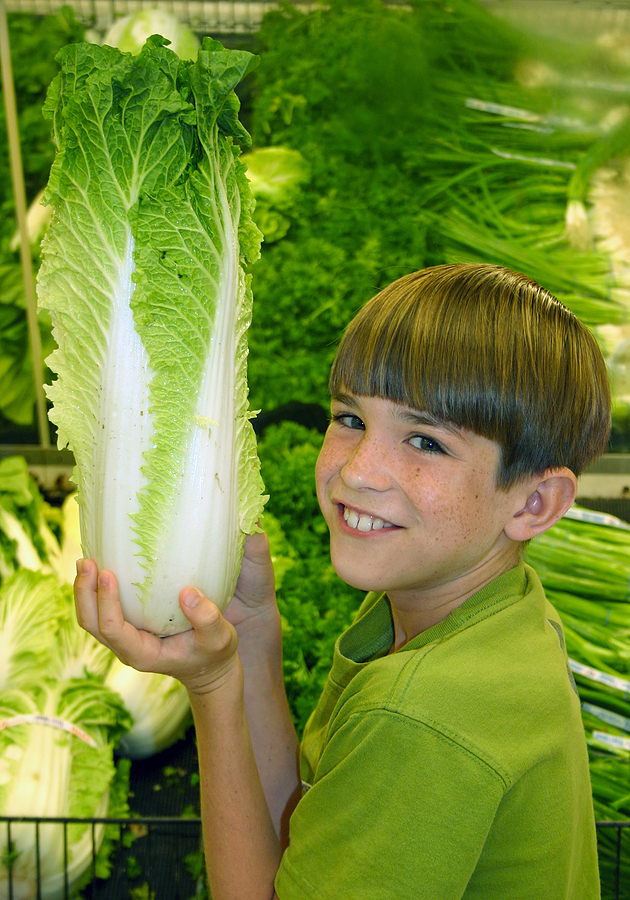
504, 468, 578, 542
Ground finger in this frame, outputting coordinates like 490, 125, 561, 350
74, 558, 100, 635
179, 588, 238, 659
243, 530, 272, 563
95, 570, 168, 670
231, 532, 276, 610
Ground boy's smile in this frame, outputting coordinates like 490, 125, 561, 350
315, 393, 536, 640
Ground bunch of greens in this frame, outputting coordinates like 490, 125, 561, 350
0, 8, 83, 432
527, 509, 630, 895
245, 0, 629, 414
0, 8, 84, 241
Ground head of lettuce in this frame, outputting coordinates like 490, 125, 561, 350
37, 36, 267, 635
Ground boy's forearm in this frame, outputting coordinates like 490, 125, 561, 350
189, 662, 283, 900
234, 614, 302, 842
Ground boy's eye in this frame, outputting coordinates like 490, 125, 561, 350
331, 412, 365, 431
408, 434, 443, 453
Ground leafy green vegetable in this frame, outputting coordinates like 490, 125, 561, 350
527, 509, 630, 894
103, 9, 200, 60
243, 147, 310, 241
245, 0, 628, 414
105, 661, 191, 760
0, 570, 67, 690
0, 455, 63, 581
38, 37, 266, 634
0, 680, 131, 899
0, 8, 84, 241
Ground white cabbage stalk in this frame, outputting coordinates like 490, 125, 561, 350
106, 660, 191, 759
9, 189, 52, 251
38, 38, 266, 635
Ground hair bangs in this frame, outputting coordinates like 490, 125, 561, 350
328, 264, 611, 488
329, 271, 513, 438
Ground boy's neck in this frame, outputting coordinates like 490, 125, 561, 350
387, 546, 521, 651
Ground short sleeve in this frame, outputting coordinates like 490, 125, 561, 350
275, 708, 506, 900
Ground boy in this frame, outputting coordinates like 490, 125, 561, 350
76, 263, 609, 899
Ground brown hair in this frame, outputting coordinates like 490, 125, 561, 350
329, 264, 611, 488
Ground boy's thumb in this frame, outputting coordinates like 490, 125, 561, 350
181, 587, 202, 609
179, 587, 225, 634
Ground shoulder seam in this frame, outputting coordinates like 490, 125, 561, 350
338, 706, 512, 790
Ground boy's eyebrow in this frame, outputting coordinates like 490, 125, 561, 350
331, 392, 463, 436
331, 391, 361, 409
395, 408, 463, 436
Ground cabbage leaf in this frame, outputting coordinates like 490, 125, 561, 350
106, 659, 191, 759
38, 37, 266, 634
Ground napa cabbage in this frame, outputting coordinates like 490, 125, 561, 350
38, 36, 266, 635
0, 568, 131, 897
106, 660, 191, 759
103, 8, 200, 60
0, 681, 130, 900
0, 570, 67, 690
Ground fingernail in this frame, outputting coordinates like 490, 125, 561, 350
181, 587, 200, 609
99, 571, 110, 588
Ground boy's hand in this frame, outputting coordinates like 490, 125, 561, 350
74, 532, 279, 694
223, 531, 279, 637
75, 561, 240, 696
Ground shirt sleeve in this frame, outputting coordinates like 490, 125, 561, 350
275, 708, 507, 900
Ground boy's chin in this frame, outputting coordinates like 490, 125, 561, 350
329, 553, 385, 594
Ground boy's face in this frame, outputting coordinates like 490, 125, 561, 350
315, 392, 531, 616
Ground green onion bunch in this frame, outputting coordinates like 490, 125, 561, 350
528, 509, 630, 894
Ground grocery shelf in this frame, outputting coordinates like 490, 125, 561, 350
3, 0, 324, 33
5, 0, 630, 36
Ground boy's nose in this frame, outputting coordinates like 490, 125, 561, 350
340, 436, 392, 492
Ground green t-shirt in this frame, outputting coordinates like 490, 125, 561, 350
275, 563, 600, 899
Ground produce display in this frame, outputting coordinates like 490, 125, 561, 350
38, 36, 266, 635
3, 0, 630, 895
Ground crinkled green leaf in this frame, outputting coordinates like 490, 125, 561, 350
39, 37, 265, 634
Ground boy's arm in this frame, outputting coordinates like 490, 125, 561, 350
231, 609, 302, 844
214, 531, 302, 841
188, 659, 284, 900
75, 533, 299, 899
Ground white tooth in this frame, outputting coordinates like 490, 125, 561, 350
346, 510, 359, 528
384, 522, 394, 528
372, 518, 384, 530
343, 506, 350, 521
357, 514, 373, 532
